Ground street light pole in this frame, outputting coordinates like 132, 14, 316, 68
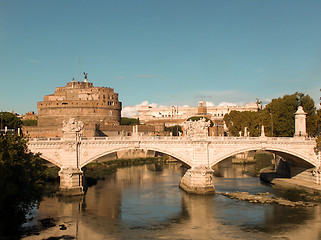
0, 112, 3, 132
270, 111, 273, 137
176, 106, 178, 136
256, 98, 262, 136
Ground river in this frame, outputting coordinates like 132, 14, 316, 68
21, 161, 321, 240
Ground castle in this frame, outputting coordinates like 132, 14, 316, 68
37, 80, 121, 128
24, 75, 153, 137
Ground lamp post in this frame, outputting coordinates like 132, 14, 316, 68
176, 106, 179, 136
256, 98, 262, 136
0, 112, 2, 133
270, 111, 273, 137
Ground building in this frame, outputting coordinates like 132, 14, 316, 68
21, 111, 38, 120
37, 80, 121, 128
135, 101, 259, 136
24, 77, 156, 138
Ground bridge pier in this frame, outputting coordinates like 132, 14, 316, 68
179, 166, 215, 194
58, 168, 84, 196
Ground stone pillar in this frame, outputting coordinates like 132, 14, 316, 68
58, 168, 84, 196
132, 125, 139, 137
179, 141, 215, 194
58, 118, 85, 196
244, 127, 248, 137
179, 166, 215, 194
294, 106, 307, 137
260, 125, 266, 137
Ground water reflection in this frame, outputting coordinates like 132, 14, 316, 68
22, 162, 321, 240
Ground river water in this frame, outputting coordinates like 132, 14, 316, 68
22, 161, 321, 240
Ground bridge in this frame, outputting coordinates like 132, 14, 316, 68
28, 126, 321, 196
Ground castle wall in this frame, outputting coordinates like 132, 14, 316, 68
36, 81, 122, 132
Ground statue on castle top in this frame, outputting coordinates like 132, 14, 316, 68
62, 117, 84, 133
83, 72, 88, 82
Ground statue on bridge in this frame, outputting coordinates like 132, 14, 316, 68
62, 118, 84, 133
62, 118, 84, 141
182, 118, 210, 137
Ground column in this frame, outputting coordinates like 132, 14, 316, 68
179, 141, 215, 194
58, 118, 85, 196
58, 167, 84, 196
294, 106, 307, 137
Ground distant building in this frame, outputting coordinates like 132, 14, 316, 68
21, 111, 38, 120
135, 101, 258, 136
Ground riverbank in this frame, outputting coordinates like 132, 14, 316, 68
272, 178, 321, 195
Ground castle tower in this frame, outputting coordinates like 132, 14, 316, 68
294, 106, 307, 137
198, 101, 207, 115
36, 80, 122, 136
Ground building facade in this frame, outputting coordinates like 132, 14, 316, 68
37, 80, 121, 128
24, 78, 131, 138
135, 101, 259, 136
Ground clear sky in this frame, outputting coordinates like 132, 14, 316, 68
1, 0, 321, 115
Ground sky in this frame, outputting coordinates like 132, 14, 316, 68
1, 0, 321, 116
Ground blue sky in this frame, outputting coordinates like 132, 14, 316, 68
1, 0, 321, 114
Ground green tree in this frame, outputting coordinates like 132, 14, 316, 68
224, 111, 260, 136
224, 93, 316, 137
315, 108, 321, 151
22, 119, 38, 126
165, 125, 182, 136
120, 117, 140, 125
0, 112, 22, 130
0, 133, 46, 236
261, 93, 316, 137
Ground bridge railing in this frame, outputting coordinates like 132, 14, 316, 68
29, 137, 62, 141
28, 135, 316, 143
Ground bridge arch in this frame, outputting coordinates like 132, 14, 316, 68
80, 145, 193, 168
210, 146, 316, 168
37, 153, 62, 168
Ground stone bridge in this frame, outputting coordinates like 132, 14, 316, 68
28, 134, 320, 196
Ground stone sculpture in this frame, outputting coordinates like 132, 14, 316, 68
182, 118, 210, 137
62, 118, 84, 133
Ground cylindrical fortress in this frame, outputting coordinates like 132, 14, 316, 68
37, 80, 122, 128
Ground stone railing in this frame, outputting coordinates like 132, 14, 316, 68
29, 135, 315, 142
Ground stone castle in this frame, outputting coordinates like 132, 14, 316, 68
37, 80, 121, 127
24, 76, 153, 137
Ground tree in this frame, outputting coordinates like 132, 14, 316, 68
224, 111, 260, 136
120, 117, 140, 125
315, 104, 321, 152
0, 133, 46, 236
165, 125, 182, 136
22, 119, 38, 126
261, 93, 316, 137
224, 93, 316, 137
0, 112, 22, 130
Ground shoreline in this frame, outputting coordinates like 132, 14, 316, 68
272, 178, 321, 194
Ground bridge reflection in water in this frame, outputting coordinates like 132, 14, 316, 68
22, 163, 321, 240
